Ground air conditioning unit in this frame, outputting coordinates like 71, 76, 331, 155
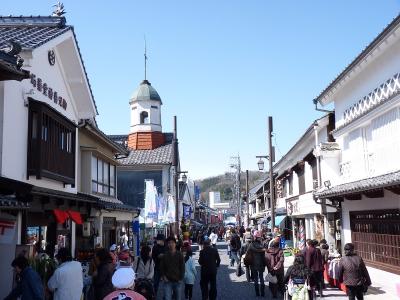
82, 222, 91, 237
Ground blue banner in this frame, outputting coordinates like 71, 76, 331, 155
182, 203, 191, 219
195, 186, 200, 201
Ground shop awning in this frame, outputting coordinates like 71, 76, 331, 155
275, 215, 287, 226
53, 209, 69, 224
68, 210, 83, 225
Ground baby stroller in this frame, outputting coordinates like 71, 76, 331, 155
285, 277, 315, 300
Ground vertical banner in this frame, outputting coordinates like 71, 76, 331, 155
195, 186, 200, 202
132, 220, 140, 256
166, 195, 176, 223
144, 180, 157, 220
182, 203, 191, 220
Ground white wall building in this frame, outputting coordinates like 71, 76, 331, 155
315, 14, 400, 297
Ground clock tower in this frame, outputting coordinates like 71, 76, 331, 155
127, 79, 165, 150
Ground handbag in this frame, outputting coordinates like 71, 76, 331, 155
236, 262, 244, 277
287, 278, 295, 296
265, 272, 278, 284
243, 248, 253, 266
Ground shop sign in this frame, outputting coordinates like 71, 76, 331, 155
30, 73, 68, 110
0, 219, 16, 244
287, 199, 300, 216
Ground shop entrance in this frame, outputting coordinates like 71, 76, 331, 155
350, 209, 400, 274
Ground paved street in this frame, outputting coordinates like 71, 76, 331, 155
189, 242, 348, 300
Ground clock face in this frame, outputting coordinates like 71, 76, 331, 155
48, 50, 56, 66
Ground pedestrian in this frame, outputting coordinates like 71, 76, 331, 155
242, 227, 252, 243
247, 230, 266, 297
239, 225, 245, 238
240, 234, 252, 282
90, 248, 114, 300
224, 227, 232, 257
229, 228, 241, 268
159, 236, 185, 300
103, 266, 146, 300
182, 244, 196, 300
133, 245, 155, 280
47, 247, 83, 300
198, 237, 221, 300
152, 233, 167, 295
319, 239, 329, 265
284, 255, 313, 300
4, 256, 44, 300
265, 240, 285, 298
209, 229, 218, 248
273, 226, 280, 238
305, 239, 324, 297
109, 244, 118, 267
338, 243, 371, 300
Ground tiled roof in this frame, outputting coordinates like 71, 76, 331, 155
316, 14, 400, 104
0, 194, 29, 209
119, 143, 173, 165
315, 170, 400, 198
0, 16, 98, 114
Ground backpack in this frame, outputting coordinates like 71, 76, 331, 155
230, 235, 241, 251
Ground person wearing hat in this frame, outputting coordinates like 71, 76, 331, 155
103, 267, 146, 300
159, 236, 185, 300
152, 233, 167, 295
47, 247, 83, 300
109, 244, 118, 267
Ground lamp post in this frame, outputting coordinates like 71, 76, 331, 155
176, 170, 188, 235
256, 115, 275, 231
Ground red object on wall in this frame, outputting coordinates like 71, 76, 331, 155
53, 209, 69, 224
68, 210, 83, 225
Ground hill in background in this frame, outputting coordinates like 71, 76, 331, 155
196, 171, 265, 204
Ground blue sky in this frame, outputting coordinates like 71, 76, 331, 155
2, 1, 399, 180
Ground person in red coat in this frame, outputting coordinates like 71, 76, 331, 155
304, 239, 324, 297
265, 240, 285, 298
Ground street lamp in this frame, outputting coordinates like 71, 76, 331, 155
256, 155, 269, 171
180, 173, 188, 183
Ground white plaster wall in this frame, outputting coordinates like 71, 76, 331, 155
320, 151, 341, 187
130, 100, 162, 133
0, 35, 93, 192
333, 35, 400, 128
341, 190, 400, 245
304, 161, 313, 192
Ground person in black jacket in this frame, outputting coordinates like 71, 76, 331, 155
284, 255, 313, 300
152, 233, 167, 295
199, 238, 221, 300
91, 248, 114, 300
248, 230, 266, 297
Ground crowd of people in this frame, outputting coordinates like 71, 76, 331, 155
4, 224, 371, 300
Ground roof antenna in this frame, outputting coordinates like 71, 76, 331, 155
144, 35, 148, 81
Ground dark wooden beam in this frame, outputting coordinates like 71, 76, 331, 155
386, 186, 400, 195
345, 193, 362, 200
363, 189, 384, 198
56, 198, 64, 207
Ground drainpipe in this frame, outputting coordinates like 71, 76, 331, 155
313, 122, 321, 188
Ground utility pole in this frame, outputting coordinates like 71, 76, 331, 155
173, 116, 179, 235
230, 156, 241, 225
268, 116, 275, 230
246, 170, 249, 228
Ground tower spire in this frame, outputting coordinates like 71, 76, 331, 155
144, 36, 147, 81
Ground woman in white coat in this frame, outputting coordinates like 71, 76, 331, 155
182, 245, 197, 300
133, 245, 155, 280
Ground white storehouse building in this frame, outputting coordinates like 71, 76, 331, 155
315, 14, 400, 298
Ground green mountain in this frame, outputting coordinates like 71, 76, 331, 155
196, 171, 265, 204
